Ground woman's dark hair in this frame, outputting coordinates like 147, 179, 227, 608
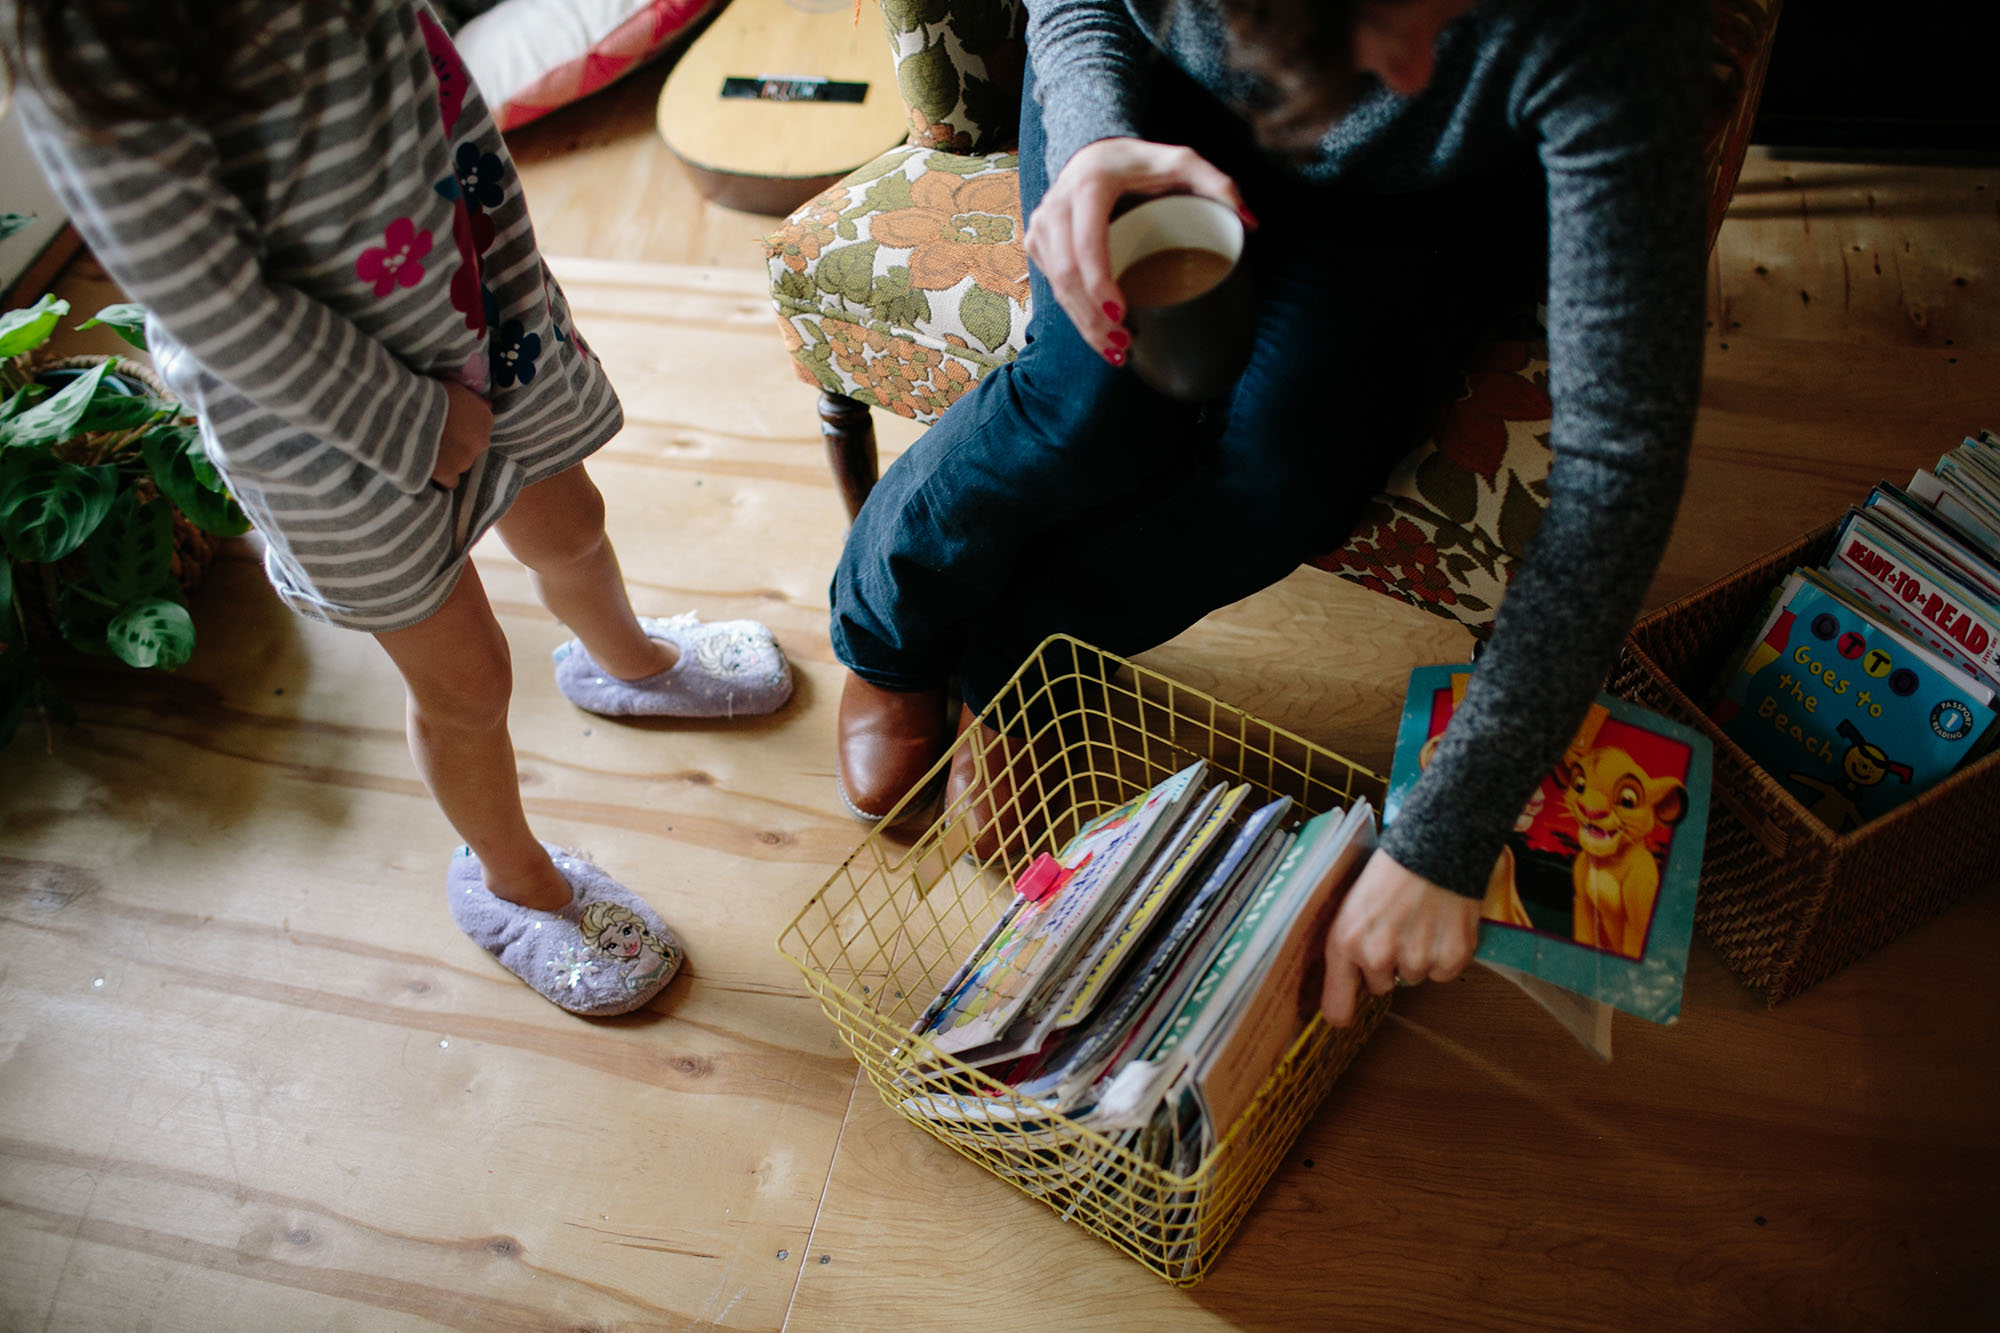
9, 0, 275, 122
1210, 0, 1365, 151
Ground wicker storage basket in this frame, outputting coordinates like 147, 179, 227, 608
1609, 522, 2000, 1003
777, 636, 1391, 1285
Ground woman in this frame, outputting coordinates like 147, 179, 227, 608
830, 0, 1710, 1024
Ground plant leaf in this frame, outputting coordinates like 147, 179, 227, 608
75, 303, 149, 351
54, 579, 116, 655
141, 426, 250, 536
0, 384, 49, 423
0, 360, 108, 450
87, 489, 182, 606
0, 295, 70, 360
75, 392, 165, 436
0, 453, 119, 563
147, 423, 224, 490
0, 558, 12, 643
107, 595, 194, 670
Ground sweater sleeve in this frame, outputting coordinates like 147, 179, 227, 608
1376, 8, 1711, 897
1024, 0, 1155, 179
12, 91, 448, 495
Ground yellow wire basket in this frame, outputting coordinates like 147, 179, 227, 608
776, 636, 1392, 1285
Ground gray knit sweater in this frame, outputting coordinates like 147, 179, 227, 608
1026, 0, 1711, 898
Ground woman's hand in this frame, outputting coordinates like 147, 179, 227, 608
430, 380, 493, 488
1023, 136, 1252, 365
1321, 848, 1481, 1026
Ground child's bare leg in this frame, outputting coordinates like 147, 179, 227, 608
374, 563, 570, 911
495, 464, 675, 680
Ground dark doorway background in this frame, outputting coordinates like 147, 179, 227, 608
1751, 3, 1999, 160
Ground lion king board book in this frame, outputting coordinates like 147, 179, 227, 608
1387, 666, 1712, 1027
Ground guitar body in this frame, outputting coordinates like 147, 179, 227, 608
657, 0, 909, 215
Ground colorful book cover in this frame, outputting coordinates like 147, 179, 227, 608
1710, 574, 1995, 831
1141, 803, 1370, 1070
923, 762, 1204, 1057
1188, 803, 1376, 1135
1825, 508, 2000, 688
1053, 783, 1249, 1027
1864, 484, 2000, 606
1015, 796, 1294, 1111
1387, 666, 1711, 1025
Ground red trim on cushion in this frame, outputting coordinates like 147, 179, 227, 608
494, 0, 718, 131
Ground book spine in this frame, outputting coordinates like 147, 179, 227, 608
1145, 827, 1309, 1061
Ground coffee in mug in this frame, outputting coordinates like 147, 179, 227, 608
1118, 246, 1235, 308
1106, 196, 1252, 402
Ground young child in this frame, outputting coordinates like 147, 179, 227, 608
5, 0, 793, 1017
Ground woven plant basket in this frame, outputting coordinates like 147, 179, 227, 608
10, 354, 225, 646
1609, 522, 2000, 1004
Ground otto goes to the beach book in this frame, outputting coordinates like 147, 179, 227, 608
1388, 666, 1713, 1054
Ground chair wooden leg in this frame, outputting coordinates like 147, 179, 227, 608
818, 390, 880, 522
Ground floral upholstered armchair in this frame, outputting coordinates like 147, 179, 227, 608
765, 0, 1783, 635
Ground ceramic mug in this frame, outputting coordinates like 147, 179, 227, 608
1106, 195, 1253, 402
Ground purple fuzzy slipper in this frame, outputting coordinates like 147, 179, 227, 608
447, 845, 684, 1016
554, 612, 793, 719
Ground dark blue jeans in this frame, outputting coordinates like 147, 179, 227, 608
831, 62, 1543, 716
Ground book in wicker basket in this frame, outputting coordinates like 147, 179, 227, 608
1611, 522, 2000, 1003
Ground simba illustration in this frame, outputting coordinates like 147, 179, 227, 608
579, 901, 679, 992
1558, 744, 1687, 960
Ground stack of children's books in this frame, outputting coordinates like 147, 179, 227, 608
898, 758, 1376, 1179
1709, 430, 2000, 834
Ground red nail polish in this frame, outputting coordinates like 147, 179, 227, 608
1107, 328, 1130, 349
1103, 301, 1124, 323
1104, 347, 1126, 366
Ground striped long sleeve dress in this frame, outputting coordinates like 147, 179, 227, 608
10, 0, 622, 630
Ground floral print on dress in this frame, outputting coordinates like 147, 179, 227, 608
418, 9, 470, 133
491, 319, 541, 388
452, 143, 507, 211
445, 200, 494, 334
356, 217, 432, 297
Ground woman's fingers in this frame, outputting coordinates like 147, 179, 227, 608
1029, 137, 1247, 366
1065, 176, 1126, 362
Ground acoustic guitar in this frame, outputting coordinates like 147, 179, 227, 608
656, 0, 911, 215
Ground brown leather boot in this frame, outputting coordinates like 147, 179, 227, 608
944, 704, 1060, 863
836, 673, 951, 826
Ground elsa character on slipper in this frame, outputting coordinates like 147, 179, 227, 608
581, 900, 681, 993
7, 0, 790, 1018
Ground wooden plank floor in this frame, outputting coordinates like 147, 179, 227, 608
3, 60, 1997, 1327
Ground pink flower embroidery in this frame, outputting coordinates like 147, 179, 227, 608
418, 9, 469, 133
356, 217, 433, 297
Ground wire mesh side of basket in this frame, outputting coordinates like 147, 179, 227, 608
776, 636, 1392, 1283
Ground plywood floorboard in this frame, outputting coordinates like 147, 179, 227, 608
2, 121, 1995, 1328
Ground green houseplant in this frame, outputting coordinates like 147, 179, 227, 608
0, 286, 248, 749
